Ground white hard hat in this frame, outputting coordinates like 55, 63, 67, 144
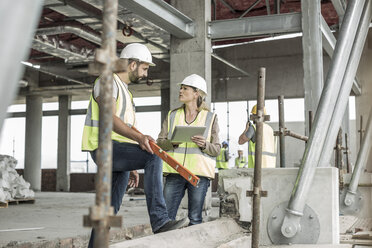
120, 43, 155, 66
179, 74, 207, 95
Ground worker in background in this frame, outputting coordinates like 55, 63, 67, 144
235, 149, 247, 168
216, 141, 230, 170
157, 74, 221, 226
81, 43, 187, 247
238, 104, 276, 168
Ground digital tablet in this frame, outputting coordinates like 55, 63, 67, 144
170, 126, 206, 143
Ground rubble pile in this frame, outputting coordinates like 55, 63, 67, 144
0, 155, 34, 202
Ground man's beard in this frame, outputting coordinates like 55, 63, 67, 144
129, 69, 141, 84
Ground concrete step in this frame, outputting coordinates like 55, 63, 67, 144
110, 218, 247, 248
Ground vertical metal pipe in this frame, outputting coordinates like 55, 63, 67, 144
344, 133, 351, 173
278, 95, 285, 168
94, 0, 118, 247
359, 115, 364, 147
274, 0, 280, 14
308, 111, 313, 134
335, 128, 343, 169
318, 0, 371, 168
251, 67, 266, 248
227, 101, 230, 144
281, 0, 365, 239
346, 107, 372, 197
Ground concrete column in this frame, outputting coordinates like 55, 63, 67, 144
170, 0, 211, 110
160, 88, 170, 124
56, 95, 71, 191
24, 95, 43, 191
301, 0, 323, 136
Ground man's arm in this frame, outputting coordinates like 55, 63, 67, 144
96, 96, 154, 154
238, 121, 255, 145
224, 149, 229, 161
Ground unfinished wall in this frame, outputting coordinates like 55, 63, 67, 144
211, 37, 331, 102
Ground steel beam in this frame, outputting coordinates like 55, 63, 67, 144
218, 0, 236, 14
211, 53, 250, 77
209, 13, 301, 40
331, 0, 346, 18
0, 0, 43, 135
320, 16, 362, 96
118, 0, 195, 38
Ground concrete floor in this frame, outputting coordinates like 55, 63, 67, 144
0, 192, 365, 248
0, 192, 152, 247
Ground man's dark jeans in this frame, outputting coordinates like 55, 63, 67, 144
88, 141, 169, 247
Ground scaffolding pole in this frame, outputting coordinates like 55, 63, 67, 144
342, 107, 372, 209
278, 95, 286, 168
279, 0, 366, 240
83, 0, 123, 247
318, 0, 372, 168
251, 67, 266, 248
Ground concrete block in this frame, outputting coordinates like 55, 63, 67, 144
218, 168, 339, 245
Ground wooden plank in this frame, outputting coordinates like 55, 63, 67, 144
0, 198, 35, 208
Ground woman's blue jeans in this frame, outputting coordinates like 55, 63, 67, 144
163, 174, 210, 225
88, 141, 170, 247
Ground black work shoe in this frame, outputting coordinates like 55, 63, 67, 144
154, 218, 188, 234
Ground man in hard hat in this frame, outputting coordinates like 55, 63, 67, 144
238, 104, 276, 168
235, 149, 247, 168
216, 141, 230, 170
82, 43, 186, 247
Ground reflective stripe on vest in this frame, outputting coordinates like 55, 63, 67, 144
81, 74, 137, 151
163, 108, 216, 179
248, 123, 276, 168
216, 147, 229, 169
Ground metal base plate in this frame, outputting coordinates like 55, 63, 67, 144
339, 188, 363, 215
267, 201, 320, 244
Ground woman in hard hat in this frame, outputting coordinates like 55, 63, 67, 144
157, 74, 221, 225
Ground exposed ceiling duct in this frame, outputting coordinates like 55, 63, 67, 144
32, 35, 95, 63
36, 25, 102, 45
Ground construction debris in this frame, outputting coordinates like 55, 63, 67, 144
0, 155, 34, 204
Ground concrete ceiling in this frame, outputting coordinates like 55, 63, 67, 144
15, 0, 341, 104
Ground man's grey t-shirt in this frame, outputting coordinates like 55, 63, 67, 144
94, 77, 127, 100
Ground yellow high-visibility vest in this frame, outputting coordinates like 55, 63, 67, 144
163, 108, 216, 179
81, 74, 137, 151
235, 156, 247, 168
216, 147, 229, 169
248, 123, 276, 168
